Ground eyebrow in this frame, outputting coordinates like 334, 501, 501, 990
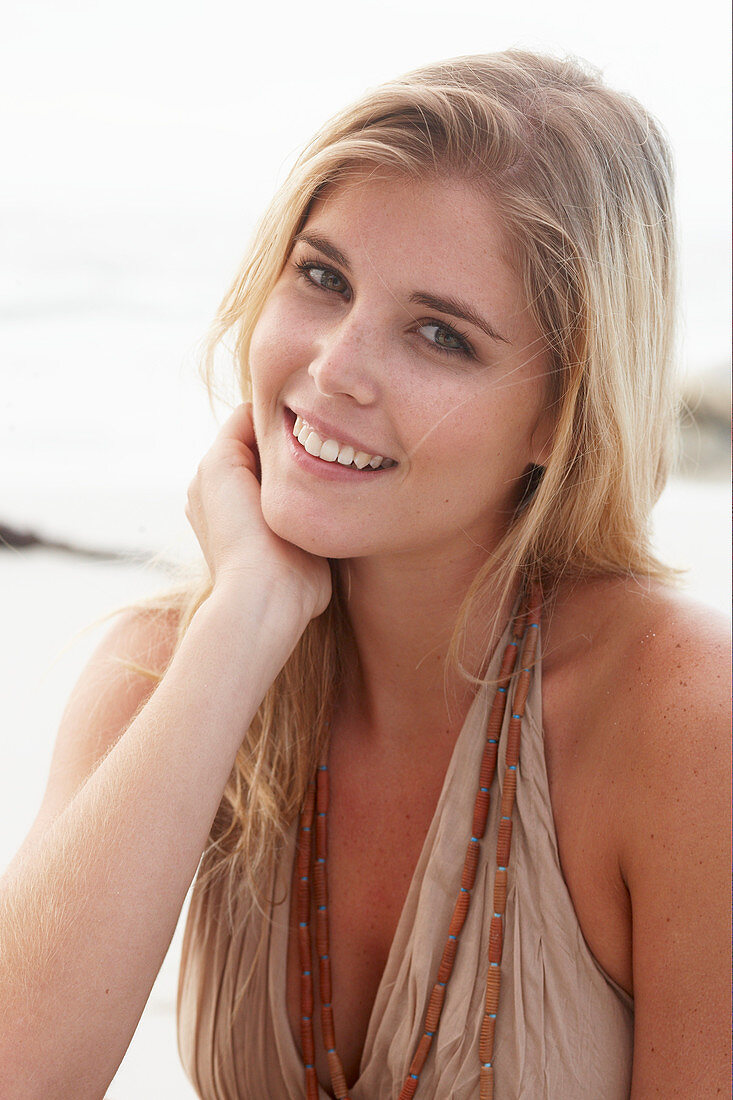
291, 231, 511, 345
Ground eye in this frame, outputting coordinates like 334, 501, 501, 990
294, 258, 350, 297
417, 321, 475, 359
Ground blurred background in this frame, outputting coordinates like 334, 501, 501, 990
1, 1, 730, 1096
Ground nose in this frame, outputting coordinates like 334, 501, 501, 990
307, 315, 380, 406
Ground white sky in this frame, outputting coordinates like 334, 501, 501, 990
2, 0, 730, 369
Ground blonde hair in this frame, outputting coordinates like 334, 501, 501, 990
151, 50, 680, 915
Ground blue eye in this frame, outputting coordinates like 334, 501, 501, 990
294, 259, 349, 295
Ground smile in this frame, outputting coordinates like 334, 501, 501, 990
291, 415, 397, 471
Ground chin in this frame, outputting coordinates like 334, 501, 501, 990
259, 485, 362, 560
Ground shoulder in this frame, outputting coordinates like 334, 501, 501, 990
543, 573, 730, 834
26, 604, 182, 842
543, 573, 730, 734
545, 576, 731, 1094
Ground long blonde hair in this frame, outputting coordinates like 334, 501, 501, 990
150, 50, 679, 914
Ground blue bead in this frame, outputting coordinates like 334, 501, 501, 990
470, 836, 480, 843
498, 687, 507, 693
449, 934, 457, 941
512, 713, 521, 719
298, 922, 308, 928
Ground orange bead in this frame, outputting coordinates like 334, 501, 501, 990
326, 1050, 348, 1099
301, 971, 313, 1017
480, 1062, 494, 1100
478, 743, 498, 792
425, 982, 446, 1032
321, 1004, 336, 1049
488, 914, 503, 964
408, 1032, 434, 1076
305, 1066, 319, 1100
499, 770, 516, 819
493, 867, 508, 915
479, 1012, 496, 1061
472, 789, 491, 837
512, 672, 531, 715
320, 957, 331, 1005
484, 965, 501, 1014
461, 839, 479, 890
449, 888, 471, 933
496, 817, 513, 867
316, 770, 329, 813
301, 1025, 315, 1066
397, 1076, 419, 1100
505, 717, 521, 768
437, 936, 457, 983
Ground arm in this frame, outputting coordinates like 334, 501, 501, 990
619, 607, 731, 1098
0, 403, 331, 1100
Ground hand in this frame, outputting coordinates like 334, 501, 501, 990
185, 403, 332, 623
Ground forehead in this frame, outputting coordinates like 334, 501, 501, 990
301, 170, 521, 307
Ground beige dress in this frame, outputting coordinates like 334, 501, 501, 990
177, 622, 634, 1098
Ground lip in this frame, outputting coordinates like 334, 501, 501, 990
287, 406, 394, 462
283, 407, 397, 481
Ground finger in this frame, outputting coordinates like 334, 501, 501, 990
216, 402, 255, 447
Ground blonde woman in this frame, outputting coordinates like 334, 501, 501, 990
1, 51, 729, 1100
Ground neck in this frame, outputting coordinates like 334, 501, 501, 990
334, 548, 519, 755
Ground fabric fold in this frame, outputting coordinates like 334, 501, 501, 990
178, 621, 634, 1098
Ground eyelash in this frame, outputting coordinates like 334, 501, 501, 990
292, 257, 476, 361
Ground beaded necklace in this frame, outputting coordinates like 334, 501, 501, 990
296, 587, 541, 1100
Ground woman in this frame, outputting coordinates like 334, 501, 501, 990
0, 50, 729, 1100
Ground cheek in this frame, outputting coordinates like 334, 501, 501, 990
250, 299, 308, 391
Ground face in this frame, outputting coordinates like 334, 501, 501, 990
249, 171, 553, 564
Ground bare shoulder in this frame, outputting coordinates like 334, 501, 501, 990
546, 576, 731, 1095
544, 573, 730, 850
543, 573, 730, 732
25, 604, 182, 844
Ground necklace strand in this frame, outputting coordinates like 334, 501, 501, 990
296, 588, 541, 1100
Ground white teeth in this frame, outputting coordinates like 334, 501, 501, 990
291, 413, 395, 471
319, 438, 340, 463
304, 431, 322, 456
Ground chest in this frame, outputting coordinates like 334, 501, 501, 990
284, 724, 632, 1095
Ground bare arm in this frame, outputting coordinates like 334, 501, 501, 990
619, 604, 732, 1098
0, 404, 331, 1100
